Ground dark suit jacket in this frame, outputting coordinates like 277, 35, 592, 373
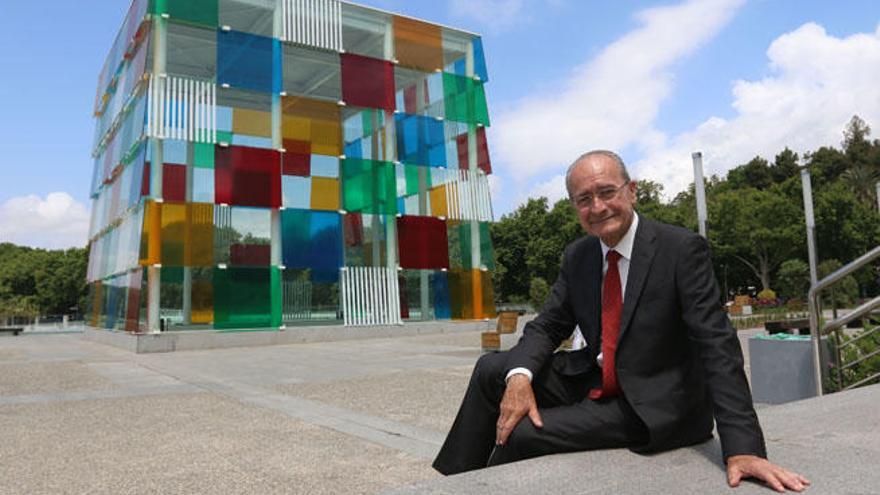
505, 217, 767, 460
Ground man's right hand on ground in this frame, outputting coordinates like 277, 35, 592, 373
495, 373, 543, 445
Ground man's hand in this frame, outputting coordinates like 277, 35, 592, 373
727, 455, 810, 492
495, 374, 543, 445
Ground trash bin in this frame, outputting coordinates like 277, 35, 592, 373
748, 334, 820, 404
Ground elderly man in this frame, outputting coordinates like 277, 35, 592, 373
433, 150, 809, 492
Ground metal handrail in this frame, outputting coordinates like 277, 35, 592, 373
808, 245, 880, 395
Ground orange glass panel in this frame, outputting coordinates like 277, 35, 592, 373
161, 202, 187, 266
310, 177, 340, 211
281, 96, 341, 156
393, 16, 443, 72
233, 107, 272, 137
188, 203, 214, 266
479, 270, 496, 318
90, 281, 104, 327
448, 269, 474, 320
140, 200, 162, 265
429, 184, 447, 217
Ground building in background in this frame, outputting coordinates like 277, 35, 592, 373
87, 0, 496, 332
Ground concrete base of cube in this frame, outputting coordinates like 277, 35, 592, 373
83, 319, 493, 354
748, 336, 822, 404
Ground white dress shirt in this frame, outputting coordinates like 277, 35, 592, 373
506, 213, 640, 383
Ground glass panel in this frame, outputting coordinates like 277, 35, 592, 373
432, 271, 451, 319
218, 87, 275, 149
393, 16, 443, 72
446, 220, 493, 270
217, 29, 281, 93
213, 266, 273, 329
441, 28, 469, 77
194, 142, 215, 168
429, 183, 447, 218
140, 200, 162, 265
442, 73, 490, 126
479, 269, 496, 318
282, 176, 311, 209
342, 213, 388, 266
191, 266, 214, 324
282, 44, 342, 100
341, 106, 395, 162
394, 67, 444, 118
163, 163, 187, 202
233, 107, 272, 138
311, 154, 339, 178
448, 269, 473, 320
341, 53, 395, 112
218, 0, 274, 37
192, 167, 215, 202
472, 37, 489, 82
161, 202, 187, 266
165, 22, 218, 79
341, 3, 389, 60
214, 144, 281, 208
189, 203, 215, 267
282, 151, 310, 176
397, 216, 449, 269
395, 113, 446, 167
124, 269, 144, 332
152, 0, 219, 28
160, 266, 184, 325
281, 96, 342, 156
213, 205, 272, 266
282, 268, 340, 323
281, 209, 343, 271
453, 125, 492, 173
341, 158, 397, 214
310, 177, 340, 211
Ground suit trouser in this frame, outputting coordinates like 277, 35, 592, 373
432, 351, 649, 475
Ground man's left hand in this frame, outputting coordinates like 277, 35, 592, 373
727, 455, 810, 492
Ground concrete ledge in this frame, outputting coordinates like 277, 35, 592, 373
82, 320, 493, 353
385, 383, 880, 495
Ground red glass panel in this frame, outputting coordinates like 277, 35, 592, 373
163, 163, 187, 202
230, 244, 271, 265
282, 151, 310, 176
455, 127, 492, 174
398, 275, 410, 319
215, 145, 281, 207
341, 53, 395, 112
397, 216, 449, 269
141, 162, 151, 196
343, 213, 364, 247
124, 269, 143, 332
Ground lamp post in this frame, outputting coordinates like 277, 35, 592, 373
692, 152, 708, 238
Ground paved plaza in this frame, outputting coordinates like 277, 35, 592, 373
0, 328, 877, 494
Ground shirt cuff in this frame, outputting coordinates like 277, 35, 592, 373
505, 367, 533, 383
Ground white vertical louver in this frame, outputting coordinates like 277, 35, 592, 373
146, 74, 216, 143
282, 0, 343, 52
442, 169, 493, 222
340, 267, 402, 326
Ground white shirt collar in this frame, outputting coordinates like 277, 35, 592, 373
600, 212, 639, 261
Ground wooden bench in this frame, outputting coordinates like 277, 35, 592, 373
481, 311, 521, 352
764, 319, 810, 335
0, 327, 24, 336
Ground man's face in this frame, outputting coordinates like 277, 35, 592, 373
568, 155, 637, 247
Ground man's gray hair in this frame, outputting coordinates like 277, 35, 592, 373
565, 150, 632, 199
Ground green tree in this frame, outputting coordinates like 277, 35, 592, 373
818, 259, 859, 307
529, 277, 550, 312
771, 148, 800, 184
727, 156, 773, 190
776, 259, 810, 300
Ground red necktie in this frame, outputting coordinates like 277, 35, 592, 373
590, 250, 622, 400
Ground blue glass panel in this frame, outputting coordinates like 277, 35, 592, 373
217, 30, 281, 93
232, 134, 273, 149
163, 139, 188, 164
472, 37, 489, 82
395, 113, 446, 167
193, 168, 215, 202
432, 271, 451, 319
128, 143, 147, 204
281, 209, 343, 271
311, 155, 339, 178
217, 106, 234, 132
282, 176, 311, 209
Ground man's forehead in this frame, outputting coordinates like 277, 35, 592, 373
571, 156, 623, 182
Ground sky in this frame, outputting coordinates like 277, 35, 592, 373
1, 0, 880, 249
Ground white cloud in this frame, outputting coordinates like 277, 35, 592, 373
634, 23, 880, 195
449, 0, 527, 33
0, 193, 90, 249
494, 0, 746, 193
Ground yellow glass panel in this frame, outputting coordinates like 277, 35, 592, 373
310, 177, 340, 211
161, 202, 187, 266
449, 269, 474, 320
281, 96, 341, 156
429, 184, 447, 217
188, 203, 214, 266
90, 282, 103, 327
478, 270, 496, 318
393, 16, 443, 72
191, 277, 214, 324
233, 108, 272, 137
471, 269, 483, 319
140, 200, 162, 266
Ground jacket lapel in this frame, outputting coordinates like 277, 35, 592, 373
618, 219, 657, 343
584, 238, 604, 360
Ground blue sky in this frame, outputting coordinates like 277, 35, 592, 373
2, 0, 879, 249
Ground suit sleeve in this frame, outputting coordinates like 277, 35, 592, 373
505, 243, 579, 374
676, 234, 767, 460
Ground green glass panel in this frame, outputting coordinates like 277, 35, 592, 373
151, 0, 219, 28
193, 142, 215, 169
404, 164, 420, 196
271, 266, 282, 327
479, 222, 495, 270
361, 110, 373, 137
341, 158, 397, 214
216, 130, 234, 144
442, 73, 490, 126
213, 267, 272, 329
